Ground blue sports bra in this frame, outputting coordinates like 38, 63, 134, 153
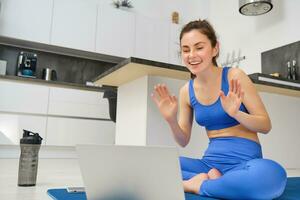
189, 67, 248, 131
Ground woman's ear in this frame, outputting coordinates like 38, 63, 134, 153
213, 42, 220, 57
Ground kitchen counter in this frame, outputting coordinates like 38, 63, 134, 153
0, 74, 116, 92
93, 57, 190, 86
249, 73, 300, 97
93, 58, 300, 97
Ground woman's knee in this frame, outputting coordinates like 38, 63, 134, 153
248, 159, 286, 177
247, 159, 287, 198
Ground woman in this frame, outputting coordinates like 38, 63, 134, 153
151, 19, 287, 199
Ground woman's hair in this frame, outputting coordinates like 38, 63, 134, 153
180, 19, 219, 67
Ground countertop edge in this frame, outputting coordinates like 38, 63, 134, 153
249, 73, 300, 92
0, 75, 117, 92
92, 57, 188, 82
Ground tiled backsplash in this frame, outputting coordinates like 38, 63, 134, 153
261, 41, 300, 81
0, 44, 116, 84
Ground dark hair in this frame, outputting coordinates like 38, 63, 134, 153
180, 19, 219, 78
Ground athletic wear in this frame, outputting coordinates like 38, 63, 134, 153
182, 67, 287, 199
180, 137, 287, 199
189, 67, 248, 131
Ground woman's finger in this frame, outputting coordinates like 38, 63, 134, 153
233, 79, 238, 94
240, 90, 244, 101
229, 79, 234, 92
219, 90, 225, 100
161, 84, 170, 96
155, 84, 163, 97
237, 80, 241, 97
151, 93, 160, 106
170, 95, 177, 104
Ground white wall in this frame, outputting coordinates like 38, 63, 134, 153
207, 0, 300, 168
208, 0, 300, 74
100, 0, 209, 24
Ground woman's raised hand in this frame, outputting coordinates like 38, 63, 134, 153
151, 84, 178, 123
219, 79, 244, 118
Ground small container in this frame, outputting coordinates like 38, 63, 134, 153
42, 68, 57, 81
18, 130, 43, 186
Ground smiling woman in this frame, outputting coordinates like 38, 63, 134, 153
151, 19, 287, 199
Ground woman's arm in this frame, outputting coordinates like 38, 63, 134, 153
152, 83, 193, 147
222, 68, 272, 134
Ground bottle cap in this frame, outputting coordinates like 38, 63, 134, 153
20, 130, 43, 145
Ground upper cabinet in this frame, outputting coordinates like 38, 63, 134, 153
134, 15, 169, 63
96, 5, 135, 58
0, 1, 183, 64
0, 0, 53, 43
50, 0, 98, 52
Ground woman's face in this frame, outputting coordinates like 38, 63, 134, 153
180, 29, 218, 75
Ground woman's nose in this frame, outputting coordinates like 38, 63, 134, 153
188, 50, 196, 58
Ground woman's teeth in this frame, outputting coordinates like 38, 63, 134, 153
190, 62, 200, 65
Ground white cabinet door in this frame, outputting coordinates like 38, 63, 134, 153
0, 80, 49, 114
0, 0, 53, 43
169, 23, 182, 65
46, 117, 115, 146
96, 5, 135, 58
0, 113, 47, 145
48, 87, 110, 119
50, 0, 98, 51
134, 15, 169, 63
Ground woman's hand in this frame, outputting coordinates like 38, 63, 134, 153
151, 84, 178, 123
219, 79, 244, 118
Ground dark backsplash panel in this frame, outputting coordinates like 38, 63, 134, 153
261, 41, 300, 80
0, 44, 116, 84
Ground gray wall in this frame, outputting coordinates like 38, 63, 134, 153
261, 41, 300, 80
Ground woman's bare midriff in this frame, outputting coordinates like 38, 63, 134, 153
207, 124, 260, 144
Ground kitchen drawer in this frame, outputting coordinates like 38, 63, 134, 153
48, 87, 109, 119
0, 113, 47, 145
46, 117, 115, 146
0, 80, 49, 114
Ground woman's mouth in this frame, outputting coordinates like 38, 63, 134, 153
189, 61, 201, 66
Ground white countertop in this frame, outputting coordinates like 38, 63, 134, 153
0, 159, 83, 200
1, 158, 299, 200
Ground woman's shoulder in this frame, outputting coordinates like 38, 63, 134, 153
179, 81, 192, 100
180, 81, 190, 94
227, 67, 248, 79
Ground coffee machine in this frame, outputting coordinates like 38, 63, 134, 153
17, 51, 37, 78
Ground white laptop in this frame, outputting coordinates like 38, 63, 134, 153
76, 144, 185, 200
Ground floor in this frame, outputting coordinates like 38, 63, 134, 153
0, 159, 299, 200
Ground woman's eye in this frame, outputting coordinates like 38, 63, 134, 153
197, 47, 203, 50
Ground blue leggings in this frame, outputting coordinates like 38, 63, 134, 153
180, 137, 287, 200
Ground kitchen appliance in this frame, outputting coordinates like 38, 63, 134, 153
239, 0, 273, 16
17, 51, 37, 78
42, 68, 57, 81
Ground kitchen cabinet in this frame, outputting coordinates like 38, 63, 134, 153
96, 5, 135, 58
0, 78, 114, 147
0, 0, 53, 43
134, 15, 169, 63
0, 80, 49, 114
169, 23, 182, 65
46, 117, 115, 146
47, 87, 109, 119
0, 113, 47, 145
50, 0, 98, 51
